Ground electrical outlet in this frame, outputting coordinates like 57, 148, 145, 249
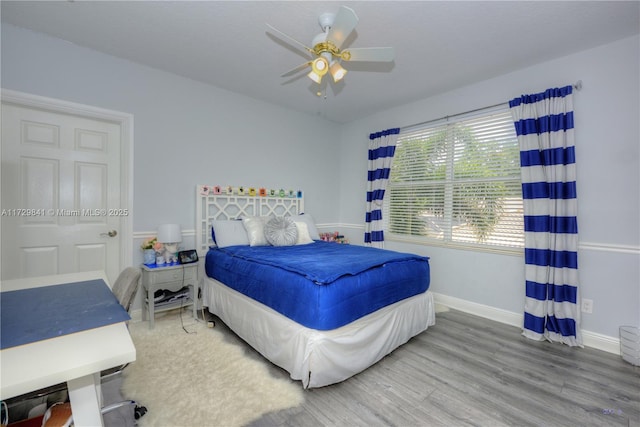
581, 298, 593, 314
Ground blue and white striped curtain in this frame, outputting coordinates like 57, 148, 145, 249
509, 86, 582, 347
365, 128, 399, 248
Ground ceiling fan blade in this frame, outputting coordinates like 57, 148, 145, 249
281, 61, 312, 77
266, 23, 314, 54
327, 6, 358, 50
343, 47, 395, 62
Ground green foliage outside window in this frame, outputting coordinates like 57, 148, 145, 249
387, 111, 523, 249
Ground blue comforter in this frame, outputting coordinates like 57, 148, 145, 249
216, 241, 429, 284
205, 241, 430, 330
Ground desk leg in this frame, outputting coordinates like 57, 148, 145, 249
67, 372, 103, 427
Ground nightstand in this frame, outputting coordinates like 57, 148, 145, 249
141, 263, 198, 329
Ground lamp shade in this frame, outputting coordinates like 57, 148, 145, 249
330, 61, 347, 83
157, 224, 182, 243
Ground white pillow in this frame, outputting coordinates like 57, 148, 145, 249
294, 221, 314, 245
242, 216, 271, 246
264, 217, 298, 246
211, 220, 249, 248
289, 214, 320, 240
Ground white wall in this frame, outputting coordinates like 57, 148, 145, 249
338, 35, 640, 341
1, 23, 342, 239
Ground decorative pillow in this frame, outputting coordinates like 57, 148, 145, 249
264, 216, 298, 247
211, 220, 249, 248
242, 216, 271, 246
289, 214, 320, 240
294, 221, 314, 245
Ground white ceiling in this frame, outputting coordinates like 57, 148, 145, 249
2, 1, 638, 123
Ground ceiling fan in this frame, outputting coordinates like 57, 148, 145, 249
266, 6, 394, 87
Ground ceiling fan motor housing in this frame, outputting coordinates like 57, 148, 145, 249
312, 32, 328, 47
318, 12, 336, 32
311, 32, 339, 63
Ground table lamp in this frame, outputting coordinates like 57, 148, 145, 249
157, 223, 182, 264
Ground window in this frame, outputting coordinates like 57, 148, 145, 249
386, 107, 524, 252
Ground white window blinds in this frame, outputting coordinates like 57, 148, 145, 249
386, 107, 524, 251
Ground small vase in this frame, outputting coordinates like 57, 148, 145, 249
143, 249, 156, 265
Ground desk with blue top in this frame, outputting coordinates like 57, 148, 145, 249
0, 271, 136, 427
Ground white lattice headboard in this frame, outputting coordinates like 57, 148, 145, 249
195, 185, 305, 255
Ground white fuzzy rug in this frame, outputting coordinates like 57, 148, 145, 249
121, 314, 304, 427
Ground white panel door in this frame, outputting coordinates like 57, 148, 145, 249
1, 102, 123, 281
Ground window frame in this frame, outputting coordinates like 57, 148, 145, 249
384, 105, 524, 255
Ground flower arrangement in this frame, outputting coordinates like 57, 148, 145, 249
141, 237, 164, 253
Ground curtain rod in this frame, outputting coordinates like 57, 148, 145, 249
400, 80, 582, 132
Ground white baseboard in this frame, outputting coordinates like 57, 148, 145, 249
432, 292, 620, 355
580, 330, 621, 355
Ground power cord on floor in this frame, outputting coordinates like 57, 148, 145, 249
201, 306, 216, 328
179, 297, 196, 335
176, 284, 215, 333
192, 286, 215, 328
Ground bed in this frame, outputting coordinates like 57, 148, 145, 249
196, 185, 435, 388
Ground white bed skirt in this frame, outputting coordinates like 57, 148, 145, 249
202, 276, 435, 388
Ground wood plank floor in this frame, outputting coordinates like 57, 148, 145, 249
223, 308, 640, 427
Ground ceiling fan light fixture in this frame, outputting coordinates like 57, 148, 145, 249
312, 57, 328, 73
329, 61, 347, 83
307, 70, 323, 84
308, 57, 329, 83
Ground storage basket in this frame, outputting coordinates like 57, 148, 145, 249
619, 325, 640, 366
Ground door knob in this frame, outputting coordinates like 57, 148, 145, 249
101, 230, 118, 237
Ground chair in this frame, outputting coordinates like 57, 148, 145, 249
111, 266, 142, 314
100, 266, 148, 422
